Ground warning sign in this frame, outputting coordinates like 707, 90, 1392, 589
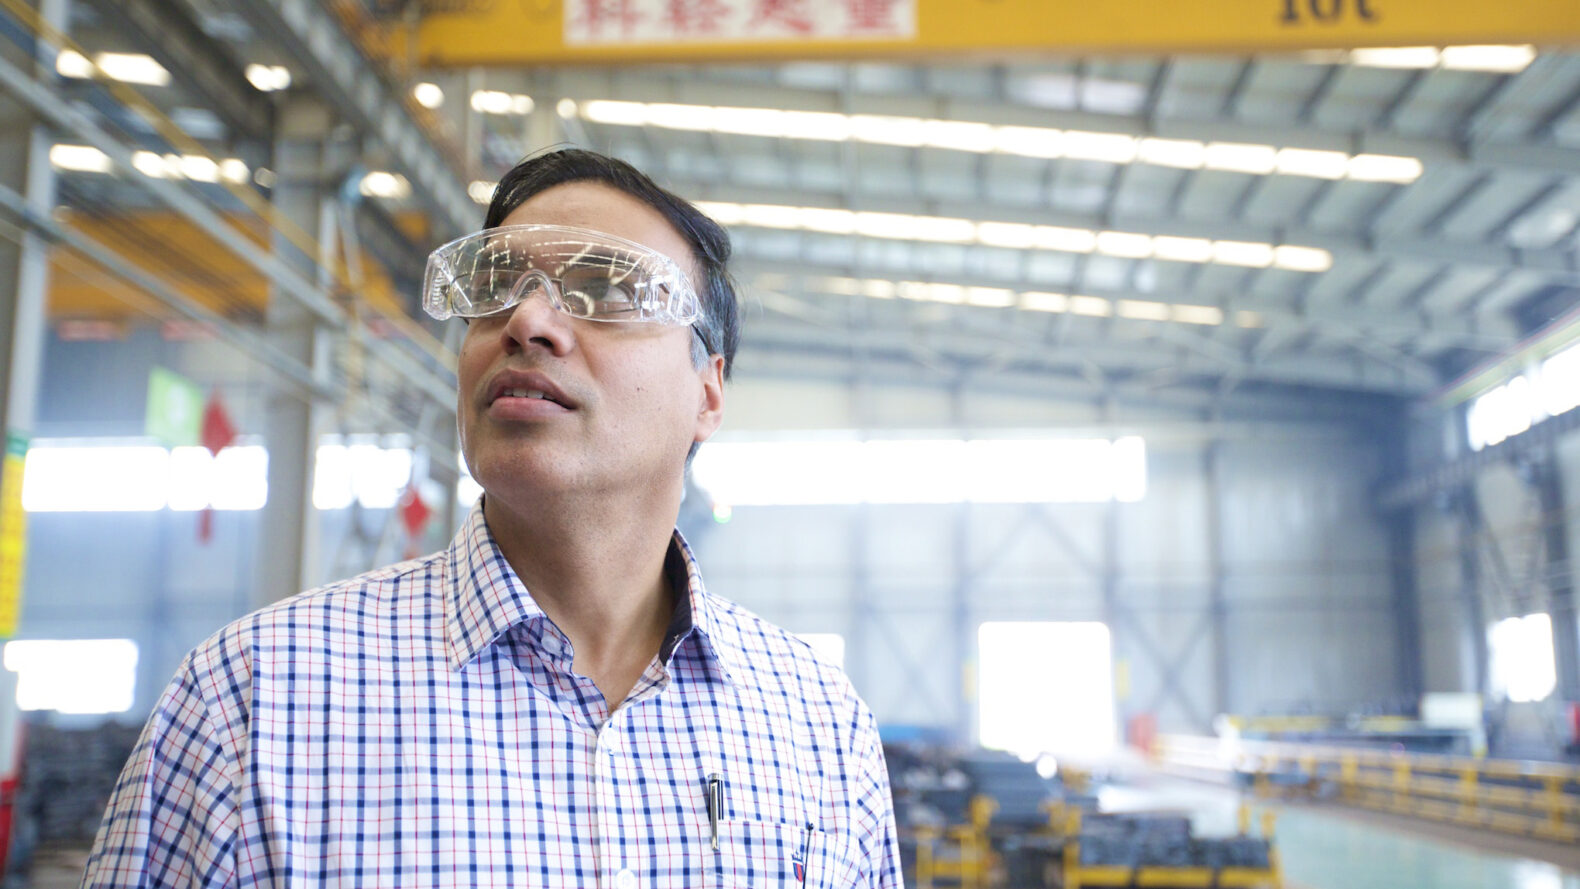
0, 433, 27, 639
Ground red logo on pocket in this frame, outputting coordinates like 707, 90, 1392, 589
793, 861, 805, 883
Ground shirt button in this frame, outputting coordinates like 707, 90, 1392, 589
614, 868, 637, 889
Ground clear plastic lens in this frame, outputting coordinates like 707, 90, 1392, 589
423, 225, 700, 324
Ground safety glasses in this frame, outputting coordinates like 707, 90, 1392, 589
423, 224, 701, 325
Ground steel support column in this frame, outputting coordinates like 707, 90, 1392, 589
1532, 458, 1578, 701
1456, 489, 1492, 698
1205, 438, 1231, 717
257, 97, 335, 606
1388, 508, 1425, 701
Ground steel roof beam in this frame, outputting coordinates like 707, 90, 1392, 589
233, 0, 475, 238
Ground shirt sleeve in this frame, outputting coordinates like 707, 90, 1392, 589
849, 704, 904, 889
81, 654, 240, 889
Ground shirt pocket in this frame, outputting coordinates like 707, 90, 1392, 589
710, 821, 865, 889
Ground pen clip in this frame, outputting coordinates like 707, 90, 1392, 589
706, 773, 722, 851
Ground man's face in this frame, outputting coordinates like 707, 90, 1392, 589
456, 182, 724, 505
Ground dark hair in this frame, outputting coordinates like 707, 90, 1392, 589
485, 148, 740, 379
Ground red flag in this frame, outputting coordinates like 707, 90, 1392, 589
197, 390, 237, 544
399, 486, 432, 558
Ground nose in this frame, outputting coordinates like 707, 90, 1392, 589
498, 271, 574, 356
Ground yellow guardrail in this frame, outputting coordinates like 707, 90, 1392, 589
1156, 734, 1580, 843
1056, 805, 1282, 889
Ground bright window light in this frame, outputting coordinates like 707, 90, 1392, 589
22, 445, 169, 511
692, 436, 1146, 507
244, 63, 291, 92
49, 144, 112, 174
1467, 344, 1580, 450
4, 639, 137, 714
312, 444, 414, 510
167, 446, 268, 510
978, 622, 1116, 758
796, 633, 846, 669
1488, 614, 1556, 703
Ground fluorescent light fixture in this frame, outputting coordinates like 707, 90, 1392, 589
1204, 142, 1278, 175
245, 63, 291, 92
49, 144, 112, 174
1117, 299, 1170, 321
1137, 138, 1206, 169
995, 126, 1064, 158
471, 90, 533, 115
1020, 291, 1069, 313
977, 222, 1038, 249
703, 200, 1329, 272
1171, 304, 1224, 325
583, 99, 647, 126
901, 282, 966, 304
1035, 226, 1098, 253
1440, 45, 1536, 73
862, 279, 896, 299
359, 171, 410, 199
1096, 231, 1153, 258
1236, 310, 1264, 328
556, 98, 578, 117
1350, 46, 1441, 68
412, 82, 444, 108
1273, 244, 1334, 272
1347, 153, 1425, 183
1275, 147, 1349, 179
1212, 241, 1275, 267
132, 150, 175, 179
1069, 295, 1112, 317
94, 52, 170, 86
965, 287, 1016, 307
218, 158, 249, 184
574, 100, 1423, 183
55, 48, 92, 79
1151, 236, 1214, 263
178, 155, 219, 183
467, 180, 496, 204
1060, 130, 1138, 163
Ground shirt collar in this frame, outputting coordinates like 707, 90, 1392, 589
445, 500, 741, 685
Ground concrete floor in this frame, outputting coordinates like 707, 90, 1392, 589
1101, 775, 1580, 889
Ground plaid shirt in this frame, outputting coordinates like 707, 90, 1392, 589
83, 502, 902, 888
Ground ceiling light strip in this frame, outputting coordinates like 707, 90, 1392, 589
581, 100, 1424, 184
699, 201, 1333, 273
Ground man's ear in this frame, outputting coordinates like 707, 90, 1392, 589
694, 354, 725, 443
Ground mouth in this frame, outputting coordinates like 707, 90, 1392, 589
485, 372, 576, 411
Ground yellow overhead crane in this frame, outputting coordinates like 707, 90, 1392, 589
384, 0, 1580, 68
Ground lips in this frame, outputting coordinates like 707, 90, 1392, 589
484, 369, 576, 411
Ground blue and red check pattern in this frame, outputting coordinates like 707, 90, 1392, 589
83, 502, 902, 888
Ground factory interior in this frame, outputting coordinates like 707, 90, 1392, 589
1, 0, 1579, 886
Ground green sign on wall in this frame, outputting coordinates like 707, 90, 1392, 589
145, 366, 204, 448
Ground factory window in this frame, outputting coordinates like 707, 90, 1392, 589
1466, 342, 1580, 451
1488, 614, 1557, 704
21, 439, 420, 512
796, 633, 846, 669
3, 639, 138, 714
977, 621, 1116, 758
692, 436, 1145, 506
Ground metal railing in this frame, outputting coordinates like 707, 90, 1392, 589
1157, 734, 1580, 843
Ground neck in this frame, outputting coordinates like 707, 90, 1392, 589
482, 483, 682, 709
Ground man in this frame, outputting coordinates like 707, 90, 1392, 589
82, 149, 902, 888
